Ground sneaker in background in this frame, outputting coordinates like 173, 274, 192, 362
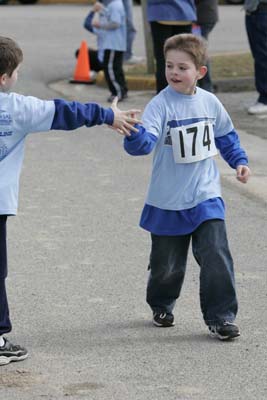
153, 312, 175, 327
107, 93, 128, 103
0, 338, 28, 366
90, 70, 98, 82
247, 102, 267, 115
208, 322, 240, 341
124, 55, 145, 65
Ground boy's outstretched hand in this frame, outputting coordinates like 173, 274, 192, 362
236, 165, 251, 183
110, 97, 141, 137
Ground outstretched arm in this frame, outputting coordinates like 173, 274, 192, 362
51, 98, 141, 136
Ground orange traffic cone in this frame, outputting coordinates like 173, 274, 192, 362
70, 41, 94, 84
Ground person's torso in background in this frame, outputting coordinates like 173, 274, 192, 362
147, 0, 196, 22
98, 0, 126, 51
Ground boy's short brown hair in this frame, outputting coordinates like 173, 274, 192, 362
0, 36, 23, 77
164, 34, 207, 68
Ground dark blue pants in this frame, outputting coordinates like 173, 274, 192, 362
146, 220, 238, 325
245, 8, 267, 104
0, 216, 12, 336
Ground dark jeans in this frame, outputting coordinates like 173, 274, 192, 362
0, 216, 12, 335
150, 22, 192, 93
146, 220, 238, 325
246, 8, 267, 104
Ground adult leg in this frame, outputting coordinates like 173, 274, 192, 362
192, 220, 238, 326
147, 233, 191, 314
0, 216, 12, 336
150, 22, 173, 93
122, 0, 137, 60
197, 22, 216, 92
150, 23, 192, 93
245, 10, 267, 104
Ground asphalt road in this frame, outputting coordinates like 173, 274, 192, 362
0, 4, 267, 400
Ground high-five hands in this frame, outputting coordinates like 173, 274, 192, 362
110, 97, 142, 137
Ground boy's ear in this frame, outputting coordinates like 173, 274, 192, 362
197, 66, 208, 80
0, 73, 8, 86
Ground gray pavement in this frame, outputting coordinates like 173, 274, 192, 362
0, 4, 267, 400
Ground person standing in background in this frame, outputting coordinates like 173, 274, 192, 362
147, 0, 196, 93
122, 0, 142, 64
83, 0, 128, 102
195, 0, 218, 92
245, 0, 267, 115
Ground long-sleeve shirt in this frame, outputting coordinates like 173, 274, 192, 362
124, 86, 248, 235
84, 0, 126, 62
0, 93, 114, 215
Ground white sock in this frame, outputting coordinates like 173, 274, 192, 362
0, 336, 5, 347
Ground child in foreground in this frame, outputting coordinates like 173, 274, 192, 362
124, 34, 251, 341
0, 36, 140, 366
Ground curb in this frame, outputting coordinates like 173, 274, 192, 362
95, 71, 255, 93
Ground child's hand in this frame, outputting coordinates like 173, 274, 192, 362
236, 165, 251, 183
93, 2, 103, 12
110, 97, 142, 137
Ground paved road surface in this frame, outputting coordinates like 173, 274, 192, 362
0, 4, 266, 400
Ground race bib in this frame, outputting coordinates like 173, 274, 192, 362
170, 121, 217, 164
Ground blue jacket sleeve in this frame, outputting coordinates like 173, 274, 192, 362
84, 11, 95, 33
215, 130, 248, 169
124, 124, 158, 155
51, 99, 114, 130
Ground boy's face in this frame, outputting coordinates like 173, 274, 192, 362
165, 50, 207, 95
0, 64, 20, 92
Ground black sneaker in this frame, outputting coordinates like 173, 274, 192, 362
208, 322, 240, 341
153, 312, 175, 327
0, 338, 28, 365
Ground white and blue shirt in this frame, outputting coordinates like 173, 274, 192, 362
124, 86, 248, 235
84, 0, 126, 62
0, 92, 114, 215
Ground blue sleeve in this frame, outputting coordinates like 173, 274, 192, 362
51, 99, 114, 130
84, 11, 95, 33
124, 124, 158, 155
215, 130, 248, 169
